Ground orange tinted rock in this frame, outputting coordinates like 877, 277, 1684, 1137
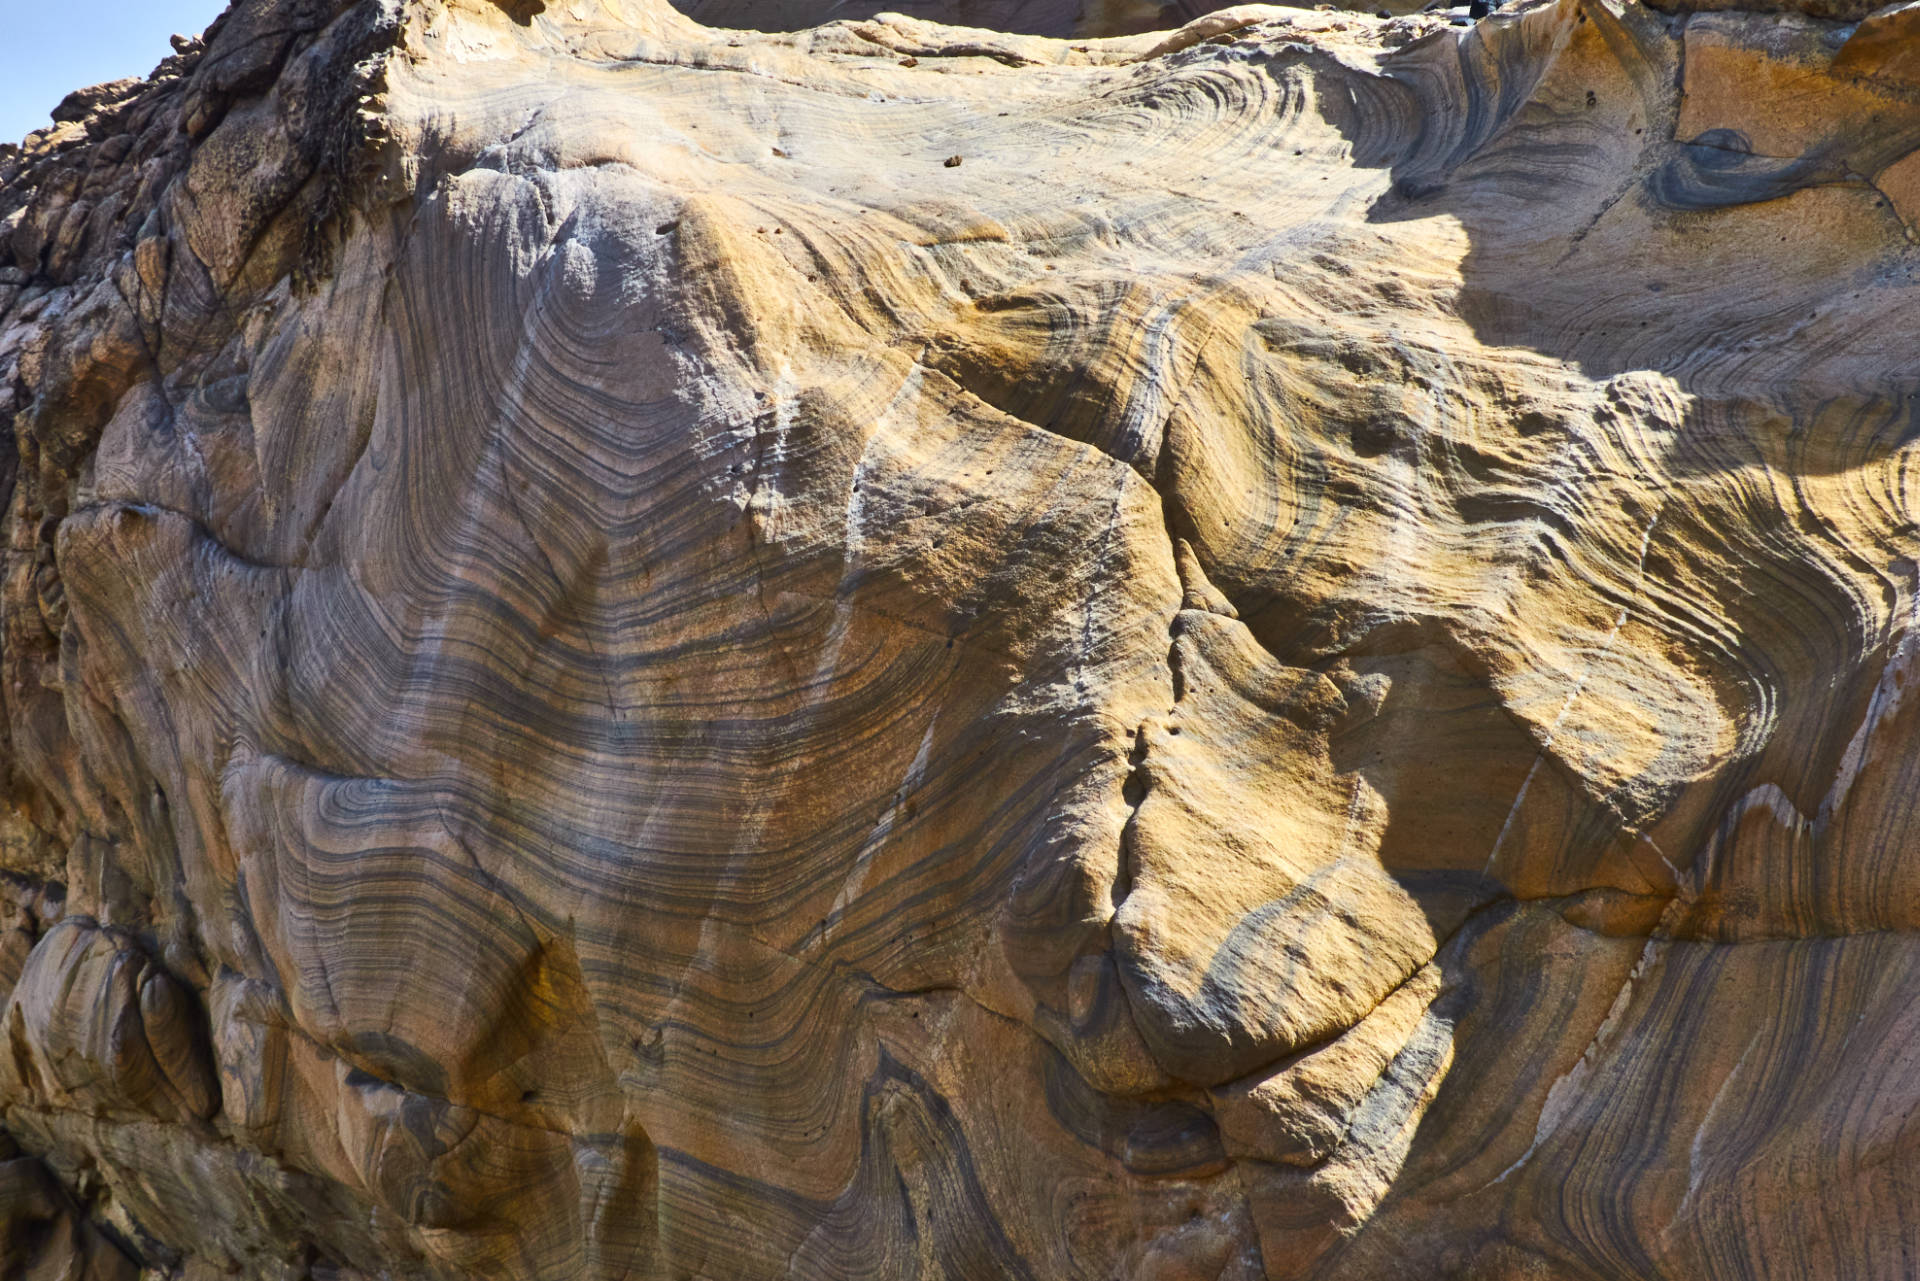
4, 0, 1920, 1277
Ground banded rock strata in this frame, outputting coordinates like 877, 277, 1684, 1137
2, 0, 1920, 1277
665, 0, 1225, 40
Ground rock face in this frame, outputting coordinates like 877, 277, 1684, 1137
2, 0, 1920, 1276
668, 0, 1215, 38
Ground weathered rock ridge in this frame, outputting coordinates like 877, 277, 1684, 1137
3, 0, 1920, 1276
667, 0, 1222, 38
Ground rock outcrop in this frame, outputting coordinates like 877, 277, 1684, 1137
668, 0, 1217, 38
3, 0, 1920, 1277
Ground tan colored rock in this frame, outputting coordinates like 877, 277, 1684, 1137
665, 0, 1398, 39
3, 0, 1920, 1277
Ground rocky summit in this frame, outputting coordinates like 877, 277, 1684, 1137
2, 0, 1920, 1276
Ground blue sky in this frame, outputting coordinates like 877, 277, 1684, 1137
4, 1, 231, 145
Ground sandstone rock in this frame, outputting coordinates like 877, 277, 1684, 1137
2, 0, 1920, 1277
672, 0, 1225, 38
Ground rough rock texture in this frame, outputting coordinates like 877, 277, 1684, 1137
667, 0, 1211, 38
2, 0, 1920, 1277
685, 0, 1316, 39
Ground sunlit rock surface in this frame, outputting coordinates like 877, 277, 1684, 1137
3, 0, 1920, 1276
667, 0, 1224, 37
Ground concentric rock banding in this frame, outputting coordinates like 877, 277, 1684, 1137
2, 0, 1918, 1276
669, 0, 1214, 36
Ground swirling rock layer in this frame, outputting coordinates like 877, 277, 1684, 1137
2, 0, 1919, 1276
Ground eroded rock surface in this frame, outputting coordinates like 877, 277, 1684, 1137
668, 0, 1213, 37
2, 0, 1919, 1276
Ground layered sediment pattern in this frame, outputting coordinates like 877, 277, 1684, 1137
3, 0, 1920, 1276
